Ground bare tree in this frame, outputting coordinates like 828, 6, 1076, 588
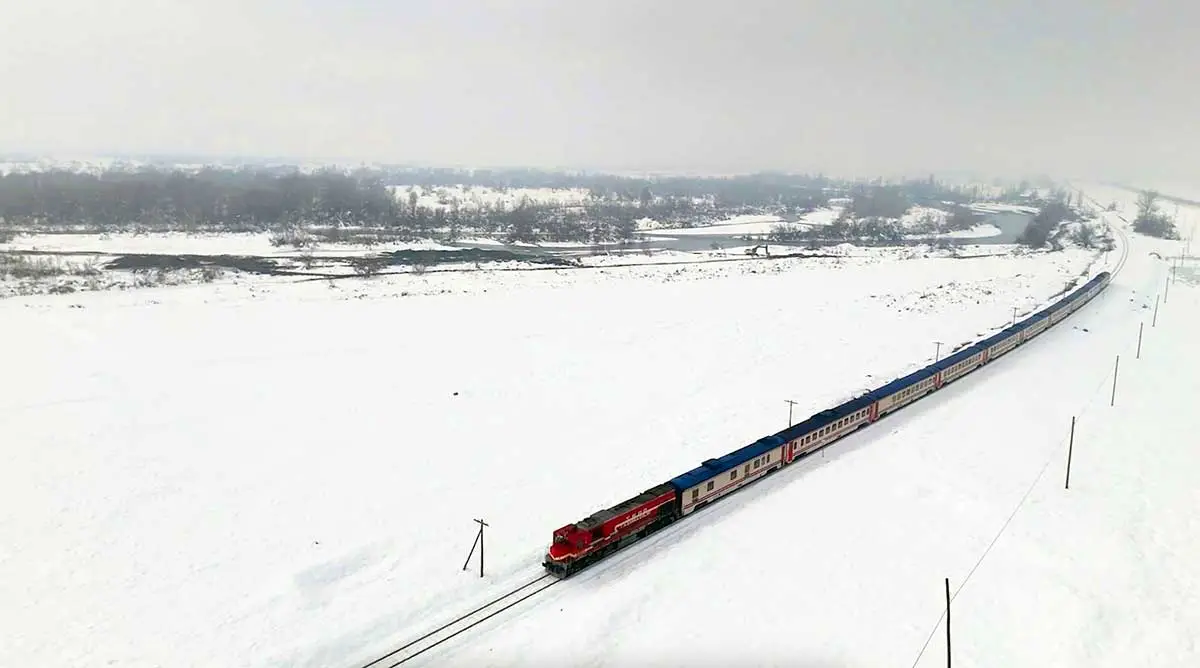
1133, 190, 1181, 239
1136, 190, 1160, 221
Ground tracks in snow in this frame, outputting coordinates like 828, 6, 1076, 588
354, 573, 562, 668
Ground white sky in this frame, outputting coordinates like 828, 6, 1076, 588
2, 0, 1198, 182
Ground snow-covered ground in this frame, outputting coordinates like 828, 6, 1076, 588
3, 185, 1190, 667
390, 184, 594, 212
639, 209, 844, 236
968, 202, 1040, 215
0, 224, 1035, 300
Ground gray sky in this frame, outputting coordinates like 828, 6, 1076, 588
3, 0, 1198, 181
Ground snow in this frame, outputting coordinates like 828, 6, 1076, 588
900, 204, 950, 228
937, 223, 1003, 239
640, 208, 845, 236
968, 202, 1040, 215
389, 185, 593, 212
3, 185, 1193, 667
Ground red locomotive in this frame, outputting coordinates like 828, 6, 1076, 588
543, 483, 679, 577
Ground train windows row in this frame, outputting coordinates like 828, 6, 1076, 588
897, 378, 935, 400
728, 453, 772, 481
688, 450, 777, 503
797, 409, 870, 446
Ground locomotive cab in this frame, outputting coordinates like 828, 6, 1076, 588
548, 524, 591, 561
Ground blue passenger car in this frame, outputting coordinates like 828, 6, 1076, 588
669, 435, 788, 515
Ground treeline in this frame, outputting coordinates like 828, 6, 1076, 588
0, 165, 1028, 245
0, 168, 649, 243
0, 169, 396, 230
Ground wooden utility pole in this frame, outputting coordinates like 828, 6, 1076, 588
1136, 322, 1144, 359
1110, 355, 1120, 407
945, 577, 952, 668
785, 399, 798, 427
1065, 416, 1076, 489
462, 518, 489, 577
934, 341, 943, 363
1153, 295, 1160, 327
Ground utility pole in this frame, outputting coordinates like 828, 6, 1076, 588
934, 341, 943, 363
785, 399, 798, 427
1065, 416, 1076, 489
1011, 307, 1018, 326
1136, 322, 1144, 359
945, 577, 953, 668
462, 518, 489, 578
1110, 355, 1120, 407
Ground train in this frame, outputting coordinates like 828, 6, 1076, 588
543, 271, 1112, 577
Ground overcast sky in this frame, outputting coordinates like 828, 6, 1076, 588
2, 0, 1198, 182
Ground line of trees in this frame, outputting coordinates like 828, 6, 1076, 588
0, 165, 1042, 245
0, 169, 651, 243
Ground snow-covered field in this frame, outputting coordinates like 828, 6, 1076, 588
641, 209, 846, 236
389, 184, 598, 214
0, 223, 1036, 300
2, 185, 1191, 667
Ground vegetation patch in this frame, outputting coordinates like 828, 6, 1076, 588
105, 253, 281, 275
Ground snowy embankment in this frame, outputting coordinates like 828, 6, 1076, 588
0, 219, 1122, 667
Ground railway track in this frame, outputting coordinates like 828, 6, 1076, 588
1080, 190, 1130, 277
354, 573, 562, 668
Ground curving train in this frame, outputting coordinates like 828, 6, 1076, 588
544, 271, 1112, 577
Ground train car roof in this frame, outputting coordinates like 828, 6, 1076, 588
835, 392, 879, 416
932, 343, 984, 370
867, 365, 938, 398
576, 482, 676, 531
775, 393, 876, 442
669, 435, 786, 490
1034, 303, 1060, 317
979, 324, 1024, 348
